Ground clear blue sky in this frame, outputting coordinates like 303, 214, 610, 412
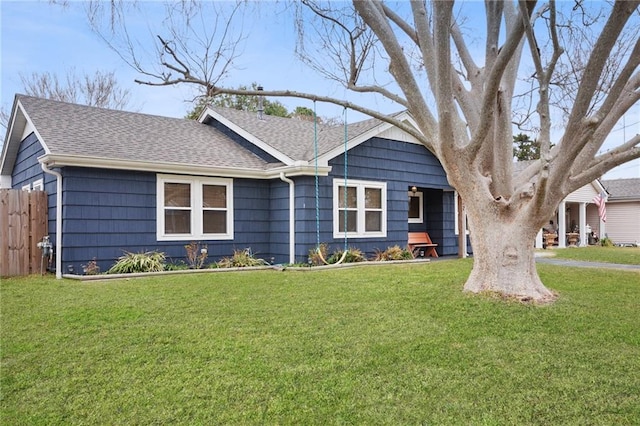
1, 0, 638, 178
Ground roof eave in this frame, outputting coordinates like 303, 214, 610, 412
1, 97, 26, 175
1, 96, 52, 176
38, 154, 331, 179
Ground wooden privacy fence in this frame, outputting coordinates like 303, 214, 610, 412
1, 189, 48, 277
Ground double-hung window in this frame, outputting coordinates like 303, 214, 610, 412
333, 179, 386, 238
157, 174, 233, 241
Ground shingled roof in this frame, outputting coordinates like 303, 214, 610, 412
10, 95, 271, 170
602, 178, 640, 201
204, 106, 387, 162
2, 95, 410, 180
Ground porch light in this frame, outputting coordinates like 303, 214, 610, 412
411, 186, 418, 194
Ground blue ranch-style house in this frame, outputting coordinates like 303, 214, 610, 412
1, 95, 462, 276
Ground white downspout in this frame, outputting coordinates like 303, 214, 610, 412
40, 162, 63, 279
279, 172, 295, 264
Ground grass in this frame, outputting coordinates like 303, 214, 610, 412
548, 245, 640, 265
2, 260, 639, 424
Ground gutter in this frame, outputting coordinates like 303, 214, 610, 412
39, 154, 332, 180
279, 172, 295, 265
40, 162, 63, 279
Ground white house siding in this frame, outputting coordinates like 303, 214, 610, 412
604, 201, 640, 244
586, 205, 601, 237
565, 184, 598, 202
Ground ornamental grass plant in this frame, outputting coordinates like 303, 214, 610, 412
106, 250, 166, 274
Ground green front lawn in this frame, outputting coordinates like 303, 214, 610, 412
550, 246, 640, 265
2, 261, 639, 424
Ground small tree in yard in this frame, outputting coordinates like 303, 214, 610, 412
84, 1, 640, 302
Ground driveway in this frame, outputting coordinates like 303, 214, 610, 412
535, 256, 640, 271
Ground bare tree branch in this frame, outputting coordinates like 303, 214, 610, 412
561, 1, 638, 149
208, 86, 429, 148
353, 1, 437, 141
18, 69, 133, 110
86, 0, 249, 100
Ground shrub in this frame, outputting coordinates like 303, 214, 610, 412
184, 242, 208, 269
82, 258, 101, 275
308, 243, 330, 266
107, 251, 166, 274
328, 247, 366, 264
164, 261, 189, 271
600, 237, 614, 247
217, 249, 270, 268
372, 245, 414, 261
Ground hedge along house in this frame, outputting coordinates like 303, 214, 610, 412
1, 95, 459, 277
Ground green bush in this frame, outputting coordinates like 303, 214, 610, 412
217, 249, 270, 268
372, 245, 414, 261
308, 243, 330, 266
184, 242, 208, 269
164, 260, 189, 271
327, 247, 366, 264
600, 237, 614, 247
107, 251, 166, 274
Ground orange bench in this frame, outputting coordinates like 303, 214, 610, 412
408, 232, 438, 258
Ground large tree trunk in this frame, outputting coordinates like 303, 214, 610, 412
463, 205, 557, 303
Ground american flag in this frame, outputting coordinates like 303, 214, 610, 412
592, 191, 607, 222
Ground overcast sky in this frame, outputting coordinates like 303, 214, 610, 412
1, 0, 638, 178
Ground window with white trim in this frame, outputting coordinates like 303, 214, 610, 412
157, 174, 233, 241
21, 179, 44, 192
333, 179, 386, 238
32, 179, 44, 191
408, 191, 423, 223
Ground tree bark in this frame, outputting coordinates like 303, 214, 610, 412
462, 204, 556, 303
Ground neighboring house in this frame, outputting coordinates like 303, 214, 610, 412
514, 161, 607, 248
601, 178, 640, 245
534, 180, 607, 248
1, 95, 461, 276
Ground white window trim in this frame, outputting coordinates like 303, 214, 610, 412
333, 178, 387, 238
408, 191, 423, 224
157, 174, 234, 241
453, 191, 470, 235
22, 183, 31, 192
32, 179, 44, 191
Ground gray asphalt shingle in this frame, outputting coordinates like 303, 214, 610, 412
18, 95, 271, 170
602, 178, 640, 200
16, 95, 395, 170
207, 106, 385, 161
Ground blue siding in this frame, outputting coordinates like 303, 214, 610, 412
11, 133, 45, 189
268, 180, 291, 263
61, 168, 157, 273
58, 169, 280, 272
231, 179, 271, 259
9, 130, 459, 272
296, 137, 459, 258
